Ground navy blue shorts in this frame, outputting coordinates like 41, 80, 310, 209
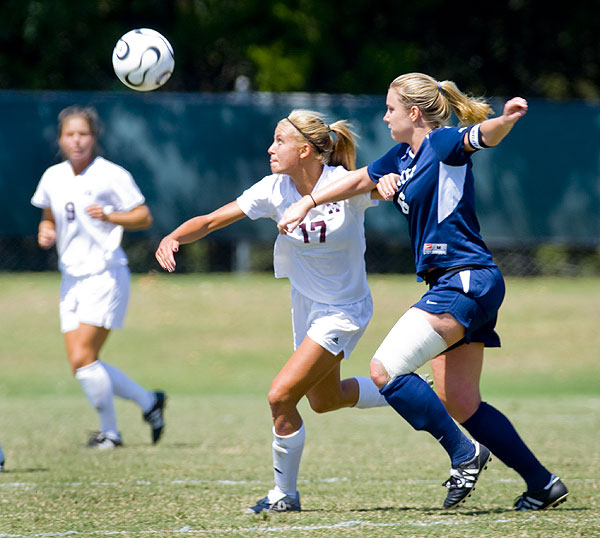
413, 266, 505, 348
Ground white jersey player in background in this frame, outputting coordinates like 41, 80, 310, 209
31, 105, 166, 449
155, 109, 388, 514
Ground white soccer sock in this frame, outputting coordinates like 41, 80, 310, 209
353, 376, 389, 408
272, 423, 305, 498
99, 361, 154, 413
76, 361, 120, 439
75, 361, 119, 440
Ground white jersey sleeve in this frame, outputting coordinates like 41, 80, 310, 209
30, 171, 53, 209
236, 174, 280, 221
31, 157, 146, 277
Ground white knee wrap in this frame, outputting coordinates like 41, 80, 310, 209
372, 308, 447, 380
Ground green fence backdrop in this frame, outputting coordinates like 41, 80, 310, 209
1, 90, 599, 273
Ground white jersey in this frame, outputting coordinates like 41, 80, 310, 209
237, 165, 376, 305
31, 156, 145, 277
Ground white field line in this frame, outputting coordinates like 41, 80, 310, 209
0, 477, 344, 488
1, 516, 600, 537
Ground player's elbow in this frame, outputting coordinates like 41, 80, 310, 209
133, 206, 153, 230
141, 212, 153, 229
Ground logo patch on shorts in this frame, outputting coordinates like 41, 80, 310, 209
423, 243, 447, 255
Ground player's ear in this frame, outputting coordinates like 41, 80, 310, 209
409, 105, 422, 122
298, 143, 312, 159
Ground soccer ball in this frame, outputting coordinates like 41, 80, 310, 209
112, 28, 174, 91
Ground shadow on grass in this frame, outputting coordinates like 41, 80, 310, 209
340, 505, 585, 516
339, 506, 514, 516
0, 467, 49, 474
116, 442, 203, 449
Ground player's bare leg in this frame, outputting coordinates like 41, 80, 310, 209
306, 359, 356, 413
248, 338, 344, 515
269, 337, 342, 435
431, 342, 483, 423
64, 323, 110, 373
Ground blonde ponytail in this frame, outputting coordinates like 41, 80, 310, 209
390, 73, 494, 128
284, 110, 358, 170
328, 120, 358, 170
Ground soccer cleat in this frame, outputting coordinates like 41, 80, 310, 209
443, 441, 491, 509
514, 475, 568, 511
86, 432, 123, 450
143, 391, 166, 444
0, 460, 4, 472
245, 490, 301, 514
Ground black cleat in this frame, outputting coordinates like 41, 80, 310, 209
514, 475, 568, 511
443, 441, 491, 509
143, 391, 166, 444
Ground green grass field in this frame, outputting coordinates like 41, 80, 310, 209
0, 272, 599, 537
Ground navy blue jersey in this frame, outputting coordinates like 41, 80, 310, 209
367, 126, 496, 278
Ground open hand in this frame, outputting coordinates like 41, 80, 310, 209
155, 236, 180, 272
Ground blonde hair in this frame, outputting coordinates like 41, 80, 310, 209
389, 73, 494, 127
57, 105, 102, 159
282, 109, 358, 170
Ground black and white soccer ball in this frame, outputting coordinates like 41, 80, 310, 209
112, 28, 174, 91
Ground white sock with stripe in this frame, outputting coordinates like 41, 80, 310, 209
271, 423, 305, 499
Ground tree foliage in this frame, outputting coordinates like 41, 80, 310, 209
0, 0, 598, 99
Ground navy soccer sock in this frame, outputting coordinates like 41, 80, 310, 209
461, 401, 551, 491
380, 373, 474, 466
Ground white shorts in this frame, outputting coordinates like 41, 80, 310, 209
290, 287, 373, 359
60, 266, 130, 333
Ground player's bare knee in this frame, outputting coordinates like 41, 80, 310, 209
67, 348, 96, 373
267, 386, 283, 409
267, 383, 294, 413
370, 359, 390, 389
445, 395, 482, 424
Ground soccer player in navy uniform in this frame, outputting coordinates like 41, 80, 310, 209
278, 73, 568, 511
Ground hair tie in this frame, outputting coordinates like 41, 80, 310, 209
437, 81, 445, 95
328, 126, 337, 146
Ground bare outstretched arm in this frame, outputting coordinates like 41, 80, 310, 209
467, 96, 528, 150
155, 201, 246, 272
86, 203, 153, 230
